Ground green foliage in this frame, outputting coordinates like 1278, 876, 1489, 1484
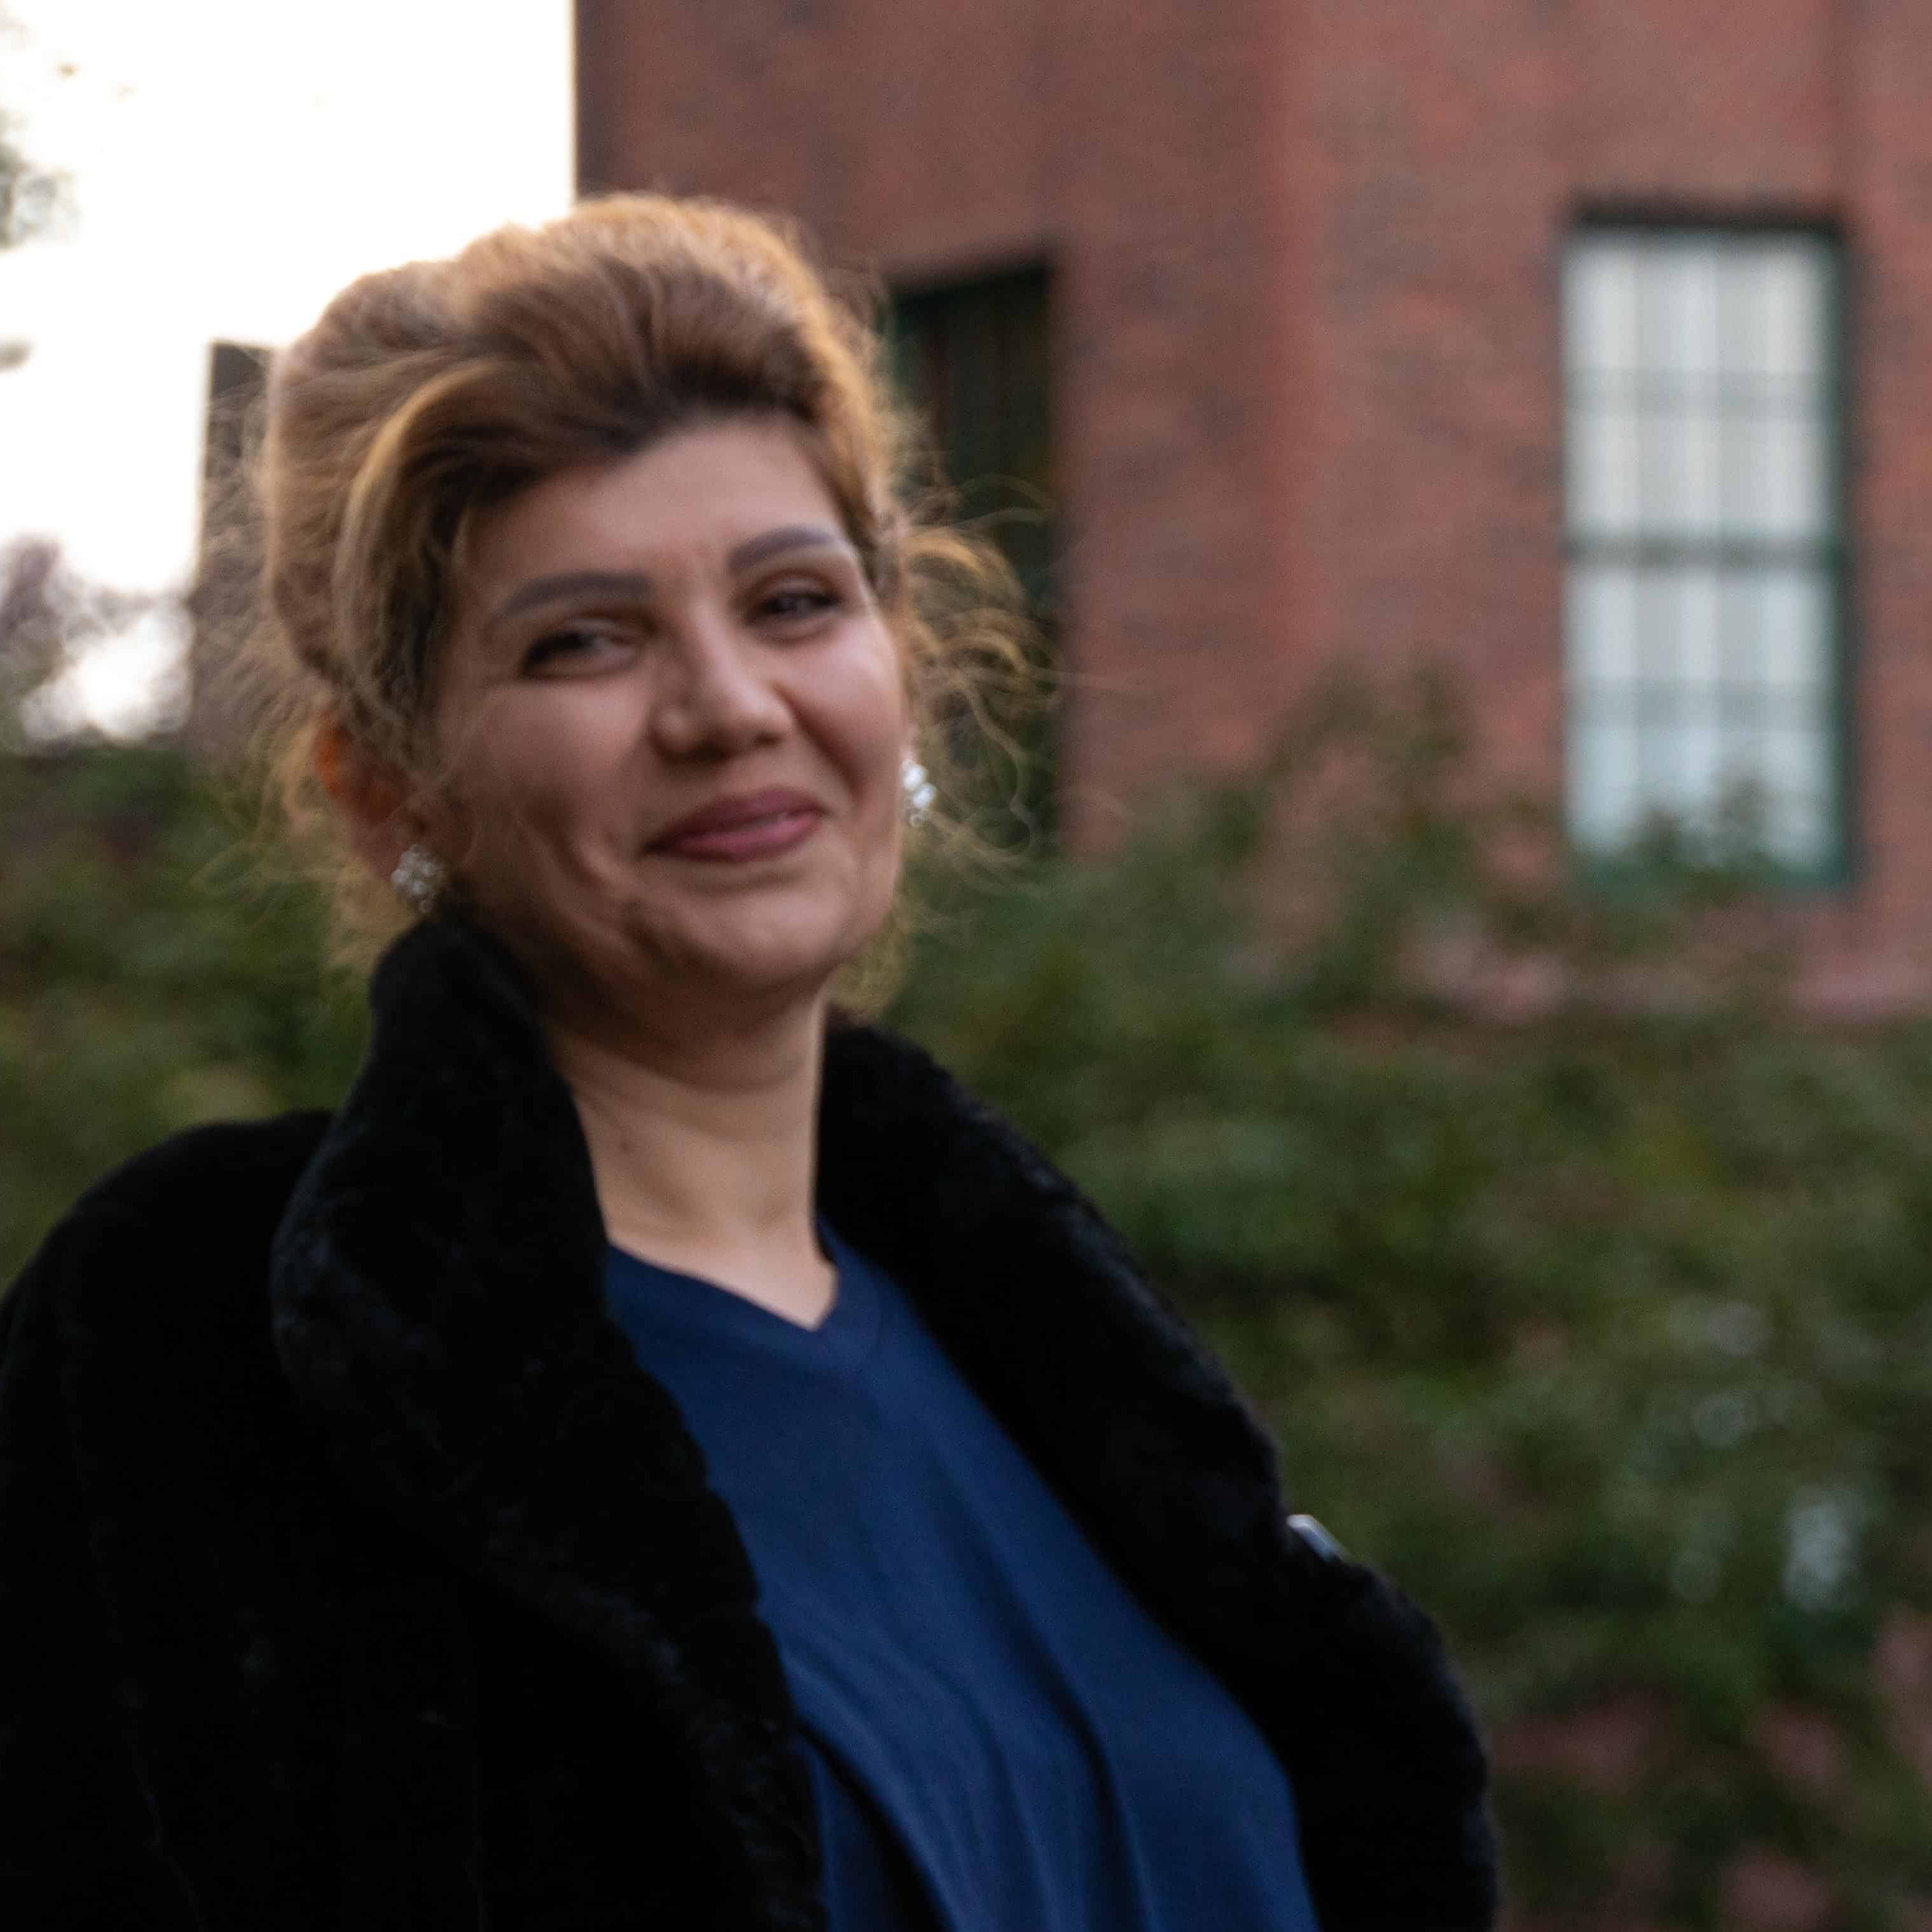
891, 681, 1932, 1927
0, 745, 364, 1279
8, 685, 1932, 1923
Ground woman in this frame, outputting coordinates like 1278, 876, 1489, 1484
0, 195, 1496, 1931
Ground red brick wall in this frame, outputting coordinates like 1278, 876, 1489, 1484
1278, 0, 1569, 801
1829, 2, 1932, 1009
1565, 0, 1841, 205
575, 0, 1932, 1003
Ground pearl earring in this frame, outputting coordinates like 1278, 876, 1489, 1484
901, 757, 936, 828
390, 843, 449, 915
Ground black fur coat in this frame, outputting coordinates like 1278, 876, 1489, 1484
0, 916, 1498, 1931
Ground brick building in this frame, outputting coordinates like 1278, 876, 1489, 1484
574, 0, 1932, 1008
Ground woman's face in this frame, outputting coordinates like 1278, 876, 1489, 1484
423, 416, 910, 1030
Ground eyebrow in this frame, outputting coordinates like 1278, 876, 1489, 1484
487, 524, 852, 630
490, 570, 651, 628
728, 523, 849, 573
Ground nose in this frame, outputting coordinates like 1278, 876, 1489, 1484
648, 607, 791, 762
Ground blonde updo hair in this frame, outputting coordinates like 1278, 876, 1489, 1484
235, 193, 1034, 987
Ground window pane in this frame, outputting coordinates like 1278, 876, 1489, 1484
1733, 412, 1831, 540
1632, 565, 1680, 694
1649, 404, 1724, 536
1756, 727, 1831, 866
1673, 569, 1723, 695
1570, 718, 1643, 849
1745, 243, 1830, 384
1568, 565, 1640, 690
1568, 405, 1642, 536
1716, 716, 1768, 818
1716, 573, 1760, 693
891, 267, 1055, 600
1646, 245, 1723, 388
1753, 569, 1831, 695
890, 266, 1056, 840
1566, 243, 1640, 380
1654, 568, 1722, 827
1563, 226, 1841, 870
1673, 716, 1725, 821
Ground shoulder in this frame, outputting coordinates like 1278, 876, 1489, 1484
3, 1111, 332, 1354
66, 1109, 334, 1230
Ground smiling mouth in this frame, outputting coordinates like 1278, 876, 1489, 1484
647, 800, 825, 863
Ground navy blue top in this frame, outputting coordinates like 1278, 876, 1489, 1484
602, 1228, 1320, 1932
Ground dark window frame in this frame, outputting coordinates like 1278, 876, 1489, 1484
887, 262, 1058, 846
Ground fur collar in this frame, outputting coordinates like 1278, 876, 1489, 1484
269, 915, 1496, 1931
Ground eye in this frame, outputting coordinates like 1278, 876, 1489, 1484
753, 581, 845, 627
521, 625, 634, 674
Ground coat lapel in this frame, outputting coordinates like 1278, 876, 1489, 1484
816, 1024, 1306, 1670
268, 917, 818, 1930
817, 1023, 1498, 1927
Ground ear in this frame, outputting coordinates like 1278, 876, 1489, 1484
312, 714, 427, 885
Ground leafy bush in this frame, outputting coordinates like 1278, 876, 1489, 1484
893, 681, 1932, 1929
0, 745, 363, 1278
8, 686, 1932, 1926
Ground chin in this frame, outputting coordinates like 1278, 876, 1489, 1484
624, 899, 888, 1009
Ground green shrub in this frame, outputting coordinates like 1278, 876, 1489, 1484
8, 683, 1932, 1924
0, 745, 364, 1278
891, 679, 1932, 1927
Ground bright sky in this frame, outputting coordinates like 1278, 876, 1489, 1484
0, 0, 572, 733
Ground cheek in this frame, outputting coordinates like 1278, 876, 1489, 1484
438, 695, 636, 871
809, 641, 911, 794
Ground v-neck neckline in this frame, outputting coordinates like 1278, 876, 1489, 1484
603, 1223, 888, 1374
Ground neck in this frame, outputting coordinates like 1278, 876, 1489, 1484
542, 984, 835, 1323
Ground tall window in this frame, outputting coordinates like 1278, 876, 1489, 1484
889, 266, 1055, 838
1562, 227, 1844, 872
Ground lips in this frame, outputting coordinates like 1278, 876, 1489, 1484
645, 787, 826, 862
